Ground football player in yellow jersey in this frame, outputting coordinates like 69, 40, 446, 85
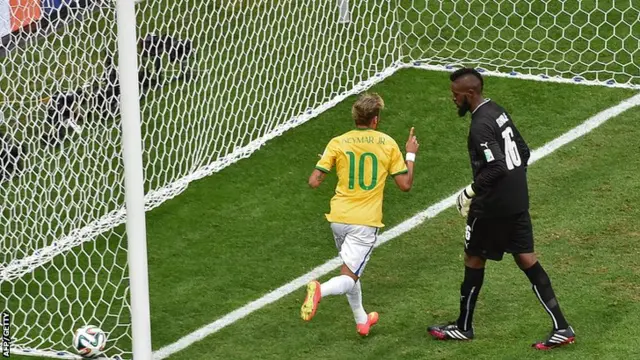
300, 93, 419, 336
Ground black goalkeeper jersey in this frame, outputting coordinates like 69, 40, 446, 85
467, 99, 531, 218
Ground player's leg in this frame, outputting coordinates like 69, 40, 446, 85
457, 253, 485, 330
302, 224, 378, 333
427, 253, 484, 340
428, 216, 491, 341
321, 265, 358, 296
515, 252, 575, 349
347, 280, 372, 332
301, 223, 353, 321
303, 260, 378, 333
318, 262, 379, 335
340, 226, 378, 335
515, 252, 569, 329
510, 211, 574, 349
320, 223, 361, 297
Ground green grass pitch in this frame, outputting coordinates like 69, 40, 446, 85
140, 70, 639, 360
1, 1, 639, 359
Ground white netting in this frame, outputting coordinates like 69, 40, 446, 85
0, 2, 130, 358
0, 0, 398, 358
1, 0, 638, 358
400, 0, 639, 86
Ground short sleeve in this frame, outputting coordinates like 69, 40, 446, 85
315, 140, 336, 173
389, 142, 408, 176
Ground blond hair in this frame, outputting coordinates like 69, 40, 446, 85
352, 93, 384, 126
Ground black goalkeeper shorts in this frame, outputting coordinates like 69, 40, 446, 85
464, 211, 534, 261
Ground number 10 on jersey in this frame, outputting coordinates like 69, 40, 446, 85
346, 151, 378, 190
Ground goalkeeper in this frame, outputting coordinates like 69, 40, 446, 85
427, 68, 575, 350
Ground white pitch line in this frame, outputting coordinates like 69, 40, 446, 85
153, 92, 640, 360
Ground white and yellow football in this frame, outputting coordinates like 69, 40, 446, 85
72, 325, 107, 358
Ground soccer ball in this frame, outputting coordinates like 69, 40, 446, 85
72, 325, 107, 358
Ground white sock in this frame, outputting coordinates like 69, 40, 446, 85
320, 275, 355, 297
346, 280, 368, 324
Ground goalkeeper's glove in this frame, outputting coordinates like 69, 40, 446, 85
456, 184, 476, 217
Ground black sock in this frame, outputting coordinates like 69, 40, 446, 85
524, 262, 569, 330
456, 266, 484, 331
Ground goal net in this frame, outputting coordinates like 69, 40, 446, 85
0, 0, 637, 358
0, 0, 399, 358
401, 0, 639, 86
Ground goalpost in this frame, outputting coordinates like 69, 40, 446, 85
0, 0, 637, 359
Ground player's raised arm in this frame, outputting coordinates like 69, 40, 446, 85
393, 127, 419, 192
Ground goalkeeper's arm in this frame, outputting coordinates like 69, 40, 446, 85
471, 159, 509, 195
457, 122, 509, 216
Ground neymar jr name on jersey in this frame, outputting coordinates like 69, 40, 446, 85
341, 136, 386, 145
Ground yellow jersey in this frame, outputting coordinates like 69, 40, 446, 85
315, 128, 408, 228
